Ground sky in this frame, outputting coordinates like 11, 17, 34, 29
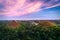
0, 0, 60, 20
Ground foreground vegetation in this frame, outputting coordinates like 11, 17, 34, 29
0, 22, 60, 40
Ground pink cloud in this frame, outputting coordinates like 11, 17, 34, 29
0, 0, 60, 17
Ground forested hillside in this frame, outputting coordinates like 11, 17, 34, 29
0, 20, 60, 40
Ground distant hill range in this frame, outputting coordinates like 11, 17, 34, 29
0, 20, 60, 26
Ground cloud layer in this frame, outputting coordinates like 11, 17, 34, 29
0, 0, 60, 17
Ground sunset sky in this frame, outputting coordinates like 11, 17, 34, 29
0, 6, 60, 20
0, 0, 60, 20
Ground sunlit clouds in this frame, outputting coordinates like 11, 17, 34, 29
0, 0, 60, 17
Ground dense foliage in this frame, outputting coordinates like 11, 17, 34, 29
0, 23, 60, 40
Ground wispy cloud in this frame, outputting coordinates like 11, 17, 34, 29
0, 0, 60, 20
